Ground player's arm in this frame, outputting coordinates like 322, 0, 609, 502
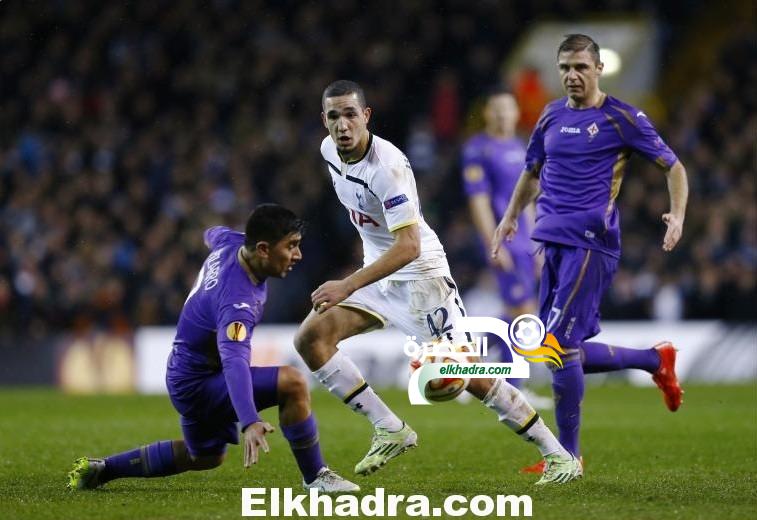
311, 224, 419, 313
662, 160, 688, 251
460, 147, 514, 270
619, 107, 688, 251
491, 168, 540, 258
492, 113, 546, 259
217, 318, 275, 467
468, 193, 514, 271
312, 158, 422, 313
347, 223, 420, 288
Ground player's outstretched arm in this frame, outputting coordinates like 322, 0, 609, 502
662, 160, 689, 252
312, 224, 420, 313
492, 169, 540, 258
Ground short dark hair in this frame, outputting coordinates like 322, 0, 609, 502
322, 80, 366, 108
557, 34, 601, 64
245, 204, 306, 248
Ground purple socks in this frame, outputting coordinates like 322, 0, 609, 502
581, 342, 660, 374
281, 415, 325, 484
102, 440, 179, 483
552, 359, 584, 456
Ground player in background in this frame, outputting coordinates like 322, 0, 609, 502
492, 34, 688, 472
68, 204, 359, 493
461, 87, 551, 410
294, 80, 582, 485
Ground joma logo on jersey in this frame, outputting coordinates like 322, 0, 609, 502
349, 208, 380, 227
560, 126, 581, 134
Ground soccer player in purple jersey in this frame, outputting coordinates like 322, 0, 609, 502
492, 34, 689, 472
461, 87, 552, 410
67, 204, 360, 493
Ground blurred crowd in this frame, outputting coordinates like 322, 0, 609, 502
0, 0, 753, 338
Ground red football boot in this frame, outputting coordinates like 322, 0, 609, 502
652, 342, 684, 411
520, 459, 546, 474
521, 456, 583, 474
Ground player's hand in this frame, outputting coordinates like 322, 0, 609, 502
489, 245, 514, 272
491, 217, 518, 259
312, 279, 353, 314
661, 213, 684, 251
243, 421, 275, 468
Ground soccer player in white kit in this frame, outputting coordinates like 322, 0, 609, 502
293, 80, 581, 485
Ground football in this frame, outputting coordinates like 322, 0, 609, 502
410, 341, 472, 402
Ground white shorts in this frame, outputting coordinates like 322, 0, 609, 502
338, 276, 471, 344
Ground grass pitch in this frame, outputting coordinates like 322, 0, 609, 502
0, 384, 755, 519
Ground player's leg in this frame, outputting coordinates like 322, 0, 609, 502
544, 245, 620, 458
401, 276, 580, 484
248, 365, 358, 492
580, 341, 682, 411
294, 302, 415, 476
68, 371, 242, 490
294, 305, 403, 432
581, 342, 659, 373
67, 438, 221, 490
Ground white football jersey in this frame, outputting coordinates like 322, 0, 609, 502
320, 133, 450, 281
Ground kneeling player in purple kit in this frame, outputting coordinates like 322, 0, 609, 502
67, 204, 359, 493
493, 34, 688, 474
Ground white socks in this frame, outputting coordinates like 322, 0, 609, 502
313, 350, 403, 432
483, 379, 569, 458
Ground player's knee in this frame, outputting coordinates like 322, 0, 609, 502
190, 453, 225, 470
294, 320, 332, 357
278, 366, 310, 403
293, 322, 316, 355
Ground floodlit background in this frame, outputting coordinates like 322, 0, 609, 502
0, 0, 754, 391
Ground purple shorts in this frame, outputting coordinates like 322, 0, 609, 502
538, 243, 618, 357
494, 245, 536, 308
167, 366, 279, 456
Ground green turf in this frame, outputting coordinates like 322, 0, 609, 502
0, 384, 755, 519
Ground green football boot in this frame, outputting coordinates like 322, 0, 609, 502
534, 453, 583, 485
354, 423, 417, 476
67, 457, 106, 490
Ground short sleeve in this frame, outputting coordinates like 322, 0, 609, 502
619, 110, 679, 169
524, 117, 547, 176
370, 157, 419, 233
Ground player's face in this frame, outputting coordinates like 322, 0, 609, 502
485, 94, 520, 134
322, 94, 371, 156
266, 232, 302, 278
558, 50, 603, 103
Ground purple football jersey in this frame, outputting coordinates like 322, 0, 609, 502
524, 96, 678, 258
461, 133, 532, 250
167, 226, 267, 429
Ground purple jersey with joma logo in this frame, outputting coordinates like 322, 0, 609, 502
167, 226, 267, 430
525, 96, 678, 258
461, 133, 531, 251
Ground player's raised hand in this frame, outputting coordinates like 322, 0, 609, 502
491, 217, 518, 259
661, 213, 684, 251
312, 279, 353, 313
243, 421, 275, 468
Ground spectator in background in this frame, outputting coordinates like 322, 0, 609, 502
0, 1, 753, 340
